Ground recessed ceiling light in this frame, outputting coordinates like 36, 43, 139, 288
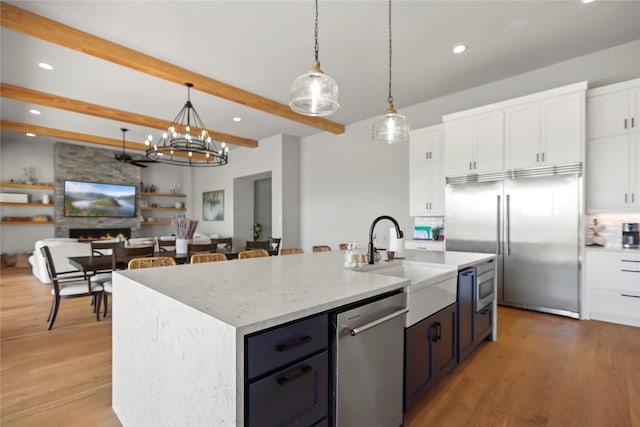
452, 44, 467, 54
26, 132, 36, 137
38, 62, 53, 70
29, 109, 41, 115
582, 0, 595, 3
233, 117, 242, 122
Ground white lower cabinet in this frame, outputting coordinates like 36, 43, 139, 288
585, 249, 640, 327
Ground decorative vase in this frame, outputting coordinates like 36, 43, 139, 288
175, 238, 189, 254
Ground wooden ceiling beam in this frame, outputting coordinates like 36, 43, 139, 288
0, 84, 258, 148
0, 119, 201, 161
0, 2, 345, 135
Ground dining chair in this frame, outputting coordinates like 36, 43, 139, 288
213, 237, 232, 249
90, 240, 124, 283
238, 249, 270, 259
190, 253, 228, 264
187, 242, 217, 256
40, 245, 104, 330
128, 256, 177, 269
312, 245, 332, 252
116, 245, 155, 267
246, 240, 270, 251
280, 247, 303, 256
157, 237, 176, 252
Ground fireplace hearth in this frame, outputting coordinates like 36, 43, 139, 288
69, 228, 131, 241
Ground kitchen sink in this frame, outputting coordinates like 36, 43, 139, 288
354, 261, 458, 327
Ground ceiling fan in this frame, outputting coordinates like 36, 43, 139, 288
114, 128, 157, 168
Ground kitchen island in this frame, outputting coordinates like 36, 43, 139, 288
112, 249, 495, 426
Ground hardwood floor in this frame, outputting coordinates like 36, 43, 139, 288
2, 267, 639, 426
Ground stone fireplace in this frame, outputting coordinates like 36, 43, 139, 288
54, 142, 141, 239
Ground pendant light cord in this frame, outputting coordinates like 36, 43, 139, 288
314, 0, 319, 61
387, 0, 393, 104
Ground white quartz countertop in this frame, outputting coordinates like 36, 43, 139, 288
115, 251, 409, 335
400, 249, 496, 269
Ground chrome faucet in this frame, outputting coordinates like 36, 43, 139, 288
368, 215, 404, 264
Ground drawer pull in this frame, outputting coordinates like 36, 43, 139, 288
276, 335, 312, 352
621, 270, 640, 273
621, 294, 640, 299
277, 365, 312, 385
621, 259, 640, 263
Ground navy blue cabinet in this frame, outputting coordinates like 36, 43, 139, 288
457, 268, 493, 363
245, 313, 329, 427
404, 303, 457, 411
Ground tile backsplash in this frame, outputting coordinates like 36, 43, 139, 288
585, 213, 640, 248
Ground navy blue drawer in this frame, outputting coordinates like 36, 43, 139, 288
247, 314, 328, 379
248, 351, 328, 427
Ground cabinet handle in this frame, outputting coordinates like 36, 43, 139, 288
436, 322, 442, 341
469, 161, 472, 171
541, 152, 545, 162
430, 323, 438, 342
275, 335, 312, 352
633, 193, 635, 203
277, 365, 313, 385
425, 152, 429, 160
632, 117, 635, 128
496, 195, 501, 255
621, 259, 640, 263
625, 193, 628, 203
621, 270, 640, 273
621, 293, 640, 299
473, 161, 477, 170
624, 118, 628, 129
536, 153, 539, 163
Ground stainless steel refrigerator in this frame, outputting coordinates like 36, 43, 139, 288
445, 164, 582, 318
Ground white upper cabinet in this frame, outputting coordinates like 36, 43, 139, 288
505, 91, 584, 169
410, 125, 444, 217
444, 110, 504, 176
586, 78, 640, 212
588, 79, 640, 139
444, 81, 586, 177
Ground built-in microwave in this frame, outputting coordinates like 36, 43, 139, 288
475, 260, 495, 311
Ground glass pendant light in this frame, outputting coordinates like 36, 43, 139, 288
289, 0, 339, 117
372, 0, 409, 144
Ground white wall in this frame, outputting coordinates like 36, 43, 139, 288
0, 139, 55, 253
299, 40, 640, 252
192, 134, 285, 241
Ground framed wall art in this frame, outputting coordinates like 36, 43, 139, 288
202, 190, 224, 221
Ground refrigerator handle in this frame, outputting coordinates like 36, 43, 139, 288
496, 195, 501, 255
506, 194, 511, 255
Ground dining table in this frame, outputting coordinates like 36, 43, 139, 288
68, 247, 275, 273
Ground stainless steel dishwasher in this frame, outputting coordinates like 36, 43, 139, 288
332, 291, 408, 427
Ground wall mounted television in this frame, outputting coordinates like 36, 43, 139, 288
64, 180, 136, 217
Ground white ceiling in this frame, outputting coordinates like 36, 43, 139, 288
2, 0, 640, 154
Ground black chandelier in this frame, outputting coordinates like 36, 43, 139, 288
145, 82, 229, 167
